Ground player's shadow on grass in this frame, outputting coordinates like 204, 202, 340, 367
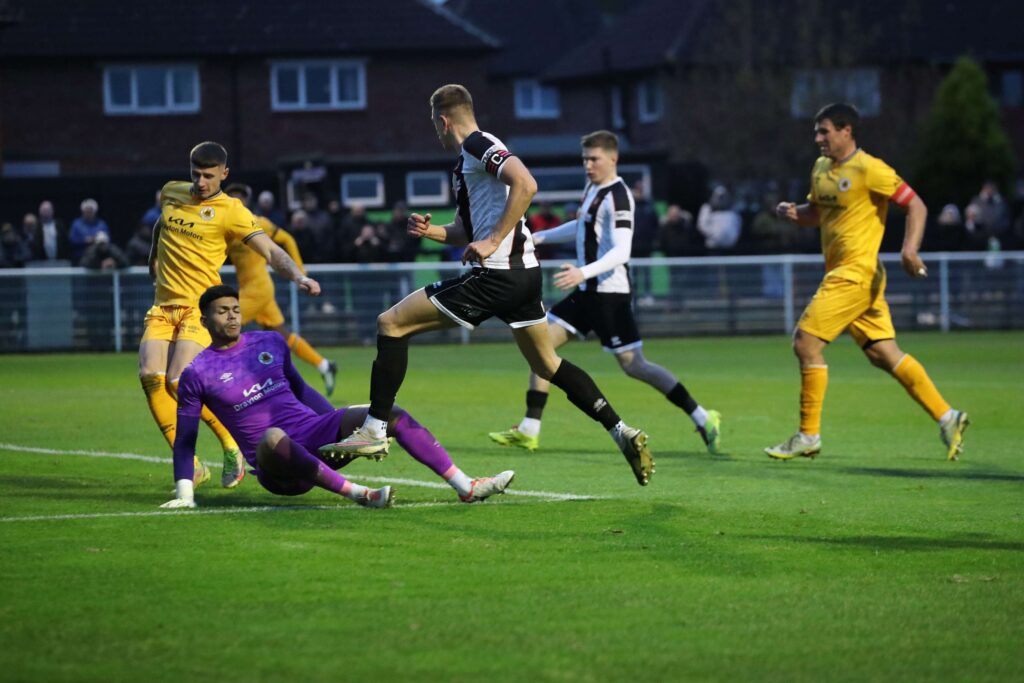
840, 466, 1024, 483
748, 533, 1024, 553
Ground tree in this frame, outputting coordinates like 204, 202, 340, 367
915, 56, 1016, 209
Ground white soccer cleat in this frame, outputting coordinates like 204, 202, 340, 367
459, 470, 516, 503
160, 497, 197, 509
764, 433, 821, 460
357, 485, 394, 509
939, 410, 970, 461
318, 425, 390, 460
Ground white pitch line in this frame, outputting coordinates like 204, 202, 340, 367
0, 442, 600, 502
0, 501, 453, 523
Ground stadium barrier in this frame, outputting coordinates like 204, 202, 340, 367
1, 251, 1022, 352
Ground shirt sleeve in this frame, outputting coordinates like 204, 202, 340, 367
172, 368, 204, 482
866, 157, 916, 207
226, 201, 263, 244
462, 131, 515, 179
283, 340, 334, 414
532, 219, 578, 245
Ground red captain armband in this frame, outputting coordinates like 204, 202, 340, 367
891, 182, 917, 208
484, 149, 512, 176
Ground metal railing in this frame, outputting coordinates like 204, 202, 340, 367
1, 251, 1022, 352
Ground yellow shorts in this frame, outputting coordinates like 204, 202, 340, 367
141, 304, 211, 346
798, 272, 895, 347
241, 293, 286, 329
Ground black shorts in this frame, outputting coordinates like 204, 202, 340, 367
425, 267, 547, 330
548, 289, 642, 353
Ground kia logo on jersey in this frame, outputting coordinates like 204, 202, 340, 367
243, 378, 274, 397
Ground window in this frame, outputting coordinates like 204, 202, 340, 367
406, 171, 450, 206
514, 79, 560, 119
791, 69, 881, 117
610, 86, 625, 129
103, 64, 199, 115
341, 173, 384, 208
637, 78, 663, 123
1002, 70, 1023, 108
272, 60, 367, 111
532, 164, 652, 202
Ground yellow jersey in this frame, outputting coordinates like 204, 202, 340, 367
153, 181, 262, 306
227, 216, 305, 294
807, 150, 916, 283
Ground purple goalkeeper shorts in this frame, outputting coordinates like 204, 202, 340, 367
255, 408, 348, 496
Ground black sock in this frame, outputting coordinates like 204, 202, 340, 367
368, 335, 409, 422
525, 390, 548, 420
666, 382, 699, 414
549, 360, 620, 430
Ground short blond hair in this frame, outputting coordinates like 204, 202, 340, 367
430, 84, 474, 115
581, 130, 619, 153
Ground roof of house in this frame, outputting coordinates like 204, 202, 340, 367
448, 0, 603, 77
0, 0, 499, 58
543, 0, 1024, 81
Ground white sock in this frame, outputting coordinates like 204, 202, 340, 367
608, 420, 626, 441
317, 358, 331, 373
690, 405, 708, 428
446, 468, 473, 497
517, 417, 541, 438
342, 482, 369, 501
939, 408, 956, 425
362, 416, 388, 439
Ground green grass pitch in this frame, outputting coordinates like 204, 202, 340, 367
1, 332, 1022, 682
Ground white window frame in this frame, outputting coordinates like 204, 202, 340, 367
637, 78, 663, 123
533, 164, 651, 203
271, 59, 367, 112
102, 64, 200, 115
514, 79, 561, 119
790, 68, 881, 117
341, 173, 385, 209
405, 171, 450, 206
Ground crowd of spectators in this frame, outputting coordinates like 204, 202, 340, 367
3, 179, 1024, 271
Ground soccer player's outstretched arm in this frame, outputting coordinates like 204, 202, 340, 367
283, 348, 335, 415
245, 232, 321, 296
161, 369, 204, 508
462, 156, 537, 265
272, 228, 306, 272
407, 212, 470, 245
531, 217, 578, 245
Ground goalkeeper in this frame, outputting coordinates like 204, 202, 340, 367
161, 285, 514, 509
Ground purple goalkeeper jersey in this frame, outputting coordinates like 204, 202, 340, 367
174, 332, 334, 476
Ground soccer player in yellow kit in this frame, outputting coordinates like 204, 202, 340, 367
764, 103, 969, 461
223, 183, 338, 395
139, 142, 321, 488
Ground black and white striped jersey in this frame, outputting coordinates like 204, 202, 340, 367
576, 176, 634, 294
452, 131, 538, 270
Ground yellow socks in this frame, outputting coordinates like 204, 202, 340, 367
799, 365, 828, 436
287, 332, 324, 368
167, 378, 240, 453
140, 373, 176, 448
892, 354, 951, 421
